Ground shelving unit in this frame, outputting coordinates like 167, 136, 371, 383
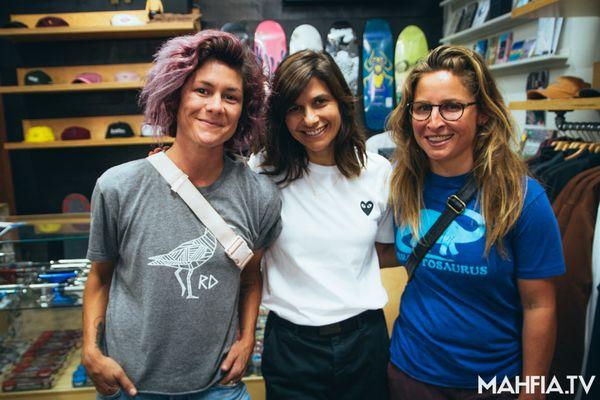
512, 0, 600, 19
440, 13, 526, 44
0, 63, 151, 94
509, 98, 600, 111
0, 10, 199, 41
489, 54, 568, 75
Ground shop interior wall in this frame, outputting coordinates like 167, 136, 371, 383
0, 0, 443, 215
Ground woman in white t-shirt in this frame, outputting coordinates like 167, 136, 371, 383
249, 50, 396, 400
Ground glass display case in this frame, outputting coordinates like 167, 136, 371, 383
0, 213, 267, 399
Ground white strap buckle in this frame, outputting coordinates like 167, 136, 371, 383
225, 236, 254, 270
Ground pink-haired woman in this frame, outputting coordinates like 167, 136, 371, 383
82, 30, 281, 400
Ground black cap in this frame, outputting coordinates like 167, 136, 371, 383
25, 70, 52, 85
106, 122, 134, 138
578, 88, 600, 98
2, 21, 27, 28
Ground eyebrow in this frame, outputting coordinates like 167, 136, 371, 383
196, 80, 242, 93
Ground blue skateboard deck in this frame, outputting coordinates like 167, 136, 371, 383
363, 19, 394, 132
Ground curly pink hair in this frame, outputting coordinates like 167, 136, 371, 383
139, 30, 266, 151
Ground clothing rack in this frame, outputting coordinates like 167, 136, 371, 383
554, 111, 600, 141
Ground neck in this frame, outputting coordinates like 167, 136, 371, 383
166, 139, 225, 187
429, 158, 474, 177
307, 150, 335, 166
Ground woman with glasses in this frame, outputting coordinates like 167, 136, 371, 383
249, 50, 395, 399
385, 45, 565, 399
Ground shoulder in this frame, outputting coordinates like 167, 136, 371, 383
522, 177, 550, 211
364, 151, 392, 174
96, 158, 149, 192
228, 155, 280, 200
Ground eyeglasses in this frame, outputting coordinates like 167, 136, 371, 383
408, 101, 477, 121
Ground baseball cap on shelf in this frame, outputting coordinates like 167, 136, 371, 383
24, 70, 52, 85
106, 122, 135, 138
71, 72, 102, 84
527, 76, 591, 100
25, 126, 55, 143
61, 126, 91, 140
578, 87, 600, 98
2, 21, 27, 28
35, 16, 69, 27
141, 124, 162, 137
114, 71, 141, 82
111, 14, 145, 27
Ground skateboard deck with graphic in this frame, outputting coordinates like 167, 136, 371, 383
289, 24, 323, 55
254, 20, 287, 77
221, 21, 251, 46
325, 21, 359, 95
395, 25, 429, 103
363, 19, 394, 132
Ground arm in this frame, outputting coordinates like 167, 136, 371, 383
375, 242, 400, 268
220, 250, 264, 384
82, 261, 137, 396
517, 278, 557, 400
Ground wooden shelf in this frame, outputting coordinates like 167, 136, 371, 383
5, 212, 90, 225
512, 0, 600, 18
509, 98, 600, 111
489, 54, 568, 75
0, 63, 151, 94
440, 13, 527, 44
0, 82, 143, 95
4, 136, 173, 150
0, 10, 199, 42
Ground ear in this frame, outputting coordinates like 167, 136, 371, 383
477, 113, 489, 126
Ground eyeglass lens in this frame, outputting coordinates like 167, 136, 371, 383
410, 102, 465, 121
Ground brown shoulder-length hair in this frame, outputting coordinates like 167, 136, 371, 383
388, 45, 528, 256
255, 50, 366, 185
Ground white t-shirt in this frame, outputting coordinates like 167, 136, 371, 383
249, 151, 394, 326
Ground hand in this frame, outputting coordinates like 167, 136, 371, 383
219, 337, 254, 385
148, 145, 170, 156
82, 349, 137, 397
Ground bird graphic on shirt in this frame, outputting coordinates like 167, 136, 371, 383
148, 229, 217, 299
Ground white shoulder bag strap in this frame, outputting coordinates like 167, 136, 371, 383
147, 151, 254, 270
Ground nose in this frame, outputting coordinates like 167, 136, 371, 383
426, 106, 445, 130
303, 107, 319, 126
205, 94, 224, 113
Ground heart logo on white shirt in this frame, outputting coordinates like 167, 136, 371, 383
360, 201, 373, 216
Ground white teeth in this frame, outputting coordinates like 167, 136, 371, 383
304, 125, 327, 136
427, 134, 452, 142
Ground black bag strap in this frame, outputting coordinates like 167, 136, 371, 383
405, 178, 478, 281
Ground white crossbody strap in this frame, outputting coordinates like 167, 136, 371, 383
147, 151, 253, 270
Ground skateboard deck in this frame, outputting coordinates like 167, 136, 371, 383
254, 20, 287, 77
221, 21, 251, 46
394, 25, 428, 103
325, 21, 359, 95
363, 19, 394, 132
289, 24, 323, 54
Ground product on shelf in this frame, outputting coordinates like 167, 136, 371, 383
527, 76, 591, 100
111, 14, 145, 27
72, 364, 94, 387
115, 71, 141, 82
25, 126, 55, 143
35, 17, 69, 28
2, 330, 81, 392
61, 126, 91, 140
24, 70, 52, 85
71, 72, 102, 84
106, 122, 135, 138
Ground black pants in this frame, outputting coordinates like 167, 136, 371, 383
262, 309, 390, 400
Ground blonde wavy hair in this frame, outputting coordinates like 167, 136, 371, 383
388, 45, 528, 256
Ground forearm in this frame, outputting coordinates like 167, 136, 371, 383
375, 242, 399, 268
521, 306, 556, 396
238, 253, 263, 344
82, 262, 113, 359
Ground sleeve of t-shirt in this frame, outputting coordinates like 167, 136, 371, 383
512, 189, 566, 279
375, 158, 395, 244
86, 180, 119, 262
254, 187, 282, 250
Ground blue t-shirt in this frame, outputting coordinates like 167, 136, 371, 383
390, 172, 565, 388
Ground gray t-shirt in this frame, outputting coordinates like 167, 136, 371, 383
87, 155, 282, 395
